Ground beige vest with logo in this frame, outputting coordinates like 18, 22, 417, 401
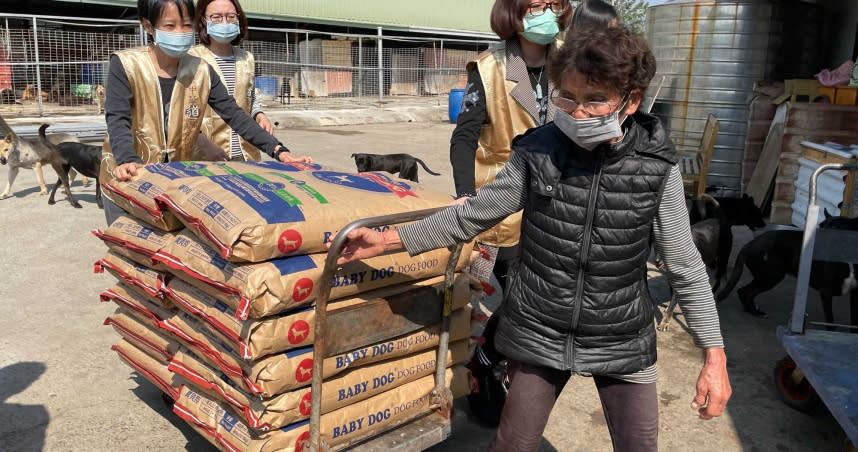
100, 46, 211, 191
189, 45, 261, 161
468, 42, 537, 248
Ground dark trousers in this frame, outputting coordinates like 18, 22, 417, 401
103, 195, 126, 226
489, 361, 658, 452
478, 248, 518, 364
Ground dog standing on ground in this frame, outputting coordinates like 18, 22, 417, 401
351, 153, 441, 183
717, 211, 858, 325
93, 85, 106, 114
0, 117, 80, 199
38, 125, 102, 209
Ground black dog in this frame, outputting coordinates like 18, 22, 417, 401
689, 193, 765, 292
38, 126, 102, 209
717, 210, 858, 324
351, 153, 440, 183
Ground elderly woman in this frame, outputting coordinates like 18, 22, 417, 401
335, 27, 731, 452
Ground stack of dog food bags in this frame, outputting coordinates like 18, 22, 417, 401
94, 161, 478, 451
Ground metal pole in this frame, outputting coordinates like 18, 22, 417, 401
139, 23, 147, 45
305, 32, 309, 100
439, 39, 445, 105
377, 27, 383, 103
358, 37, 362, 102
32, 17, 43, 116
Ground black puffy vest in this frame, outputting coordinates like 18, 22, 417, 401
494, 113, 677, 375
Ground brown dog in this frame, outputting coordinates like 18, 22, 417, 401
93, 84, 106, 113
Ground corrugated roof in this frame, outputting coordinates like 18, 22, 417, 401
54, 0, 497, 37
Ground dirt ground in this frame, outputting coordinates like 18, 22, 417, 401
0, 121, 851, 451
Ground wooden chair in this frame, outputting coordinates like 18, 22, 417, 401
681, 114, 720, 197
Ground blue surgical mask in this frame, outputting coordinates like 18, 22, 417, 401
520, 11, 560, 45
207, 21, 240, 44
554, 100, 629, 151
154, 29, 194, 58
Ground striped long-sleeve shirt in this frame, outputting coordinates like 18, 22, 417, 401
398, 152, 724, 384
213, 54, 265, 160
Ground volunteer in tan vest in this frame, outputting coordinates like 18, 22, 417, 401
448, 0, 572, 426
190, 0, 270, 162
101, 0, 311, 225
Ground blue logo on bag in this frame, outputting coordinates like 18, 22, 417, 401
312, 171, 411, 193
185, 163, 207, 171
258, 181, 287, 192
219, 412, 239, 431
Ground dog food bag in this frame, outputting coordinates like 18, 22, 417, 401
163, 306, 471, 397
92, 215, 177, 269
112, 338, 180, 399
154, 230, 472, 320
102, 161, 314, 231
163, 273, 477, 360
169, 339, 469, 431
155, 166, 454, 262
105, 307, 180, 364
173, 367, 469, 452
95, 251, 170, 304
101, 283, 176, 329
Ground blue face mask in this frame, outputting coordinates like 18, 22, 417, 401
207, 21, 240, 44
154, 29, 194, 58
520, 10, 560, 45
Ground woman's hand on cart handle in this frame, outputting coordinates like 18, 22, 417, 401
692, 347, 732, 420
330, 228, 403, 265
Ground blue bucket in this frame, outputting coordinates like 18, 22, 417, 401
256, 77, 279, 101
448, 89, 466, 123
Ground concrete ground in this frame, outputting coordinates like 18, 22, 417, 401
0, 121, 851, 451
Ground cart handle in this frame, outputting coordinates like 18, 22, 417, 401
791, 163, 858, 334
309, 207, 452, 451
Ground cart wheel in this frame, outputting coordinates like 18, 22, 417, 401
774, 356, 821, 412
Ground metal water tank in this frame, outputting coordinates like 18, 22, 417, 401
646, 0, 823, 195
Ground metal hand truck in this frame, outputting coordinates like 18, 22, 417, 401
304, 207, 463, 452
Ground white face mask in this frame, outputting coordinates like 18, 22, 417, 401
554, 100, 629, 151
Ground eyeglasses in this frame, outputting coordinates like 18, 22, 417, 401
526, 1, 567, 16
550, 95, 623, 117
207, 13, 239, 23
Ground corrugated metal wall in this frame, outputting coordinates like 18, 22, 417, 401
53, 0, 496, 35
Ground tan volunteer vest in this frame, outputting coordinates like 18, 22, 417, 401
468, 40, 555, 248
100, 46, 211, 188
189, 45, 261, 161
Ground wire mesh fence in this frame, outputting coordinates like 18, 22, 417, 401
0, 13, 494, 116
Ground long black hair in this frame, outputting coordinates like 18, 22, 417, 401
138, 0, 195, 27
569, 0, 618, 32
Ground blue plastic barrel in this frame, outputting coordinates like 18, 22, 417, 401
256, 77, 279, 101
82, 63, 104, 85
448, 88, 466, 123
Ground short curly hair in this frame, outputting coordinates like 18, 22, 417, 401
548, 27, 656, 95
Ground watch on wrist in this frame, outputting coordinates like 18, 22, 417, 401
273, 145, 290, 160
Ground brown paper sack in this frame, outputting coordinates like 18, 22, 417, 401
162, 273, 476, 360
161, 306, 472, 397
101, 283, 176, 327
173, 367, 470, 452
102, 161, 312, 230
155, 166, 454, 262
168, 340, 469, 430
95, 250, 169, 303
111, 338, 180, 399
105, 307, 180, 364
153, 230, 472, 319
92, 215, 176, 269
